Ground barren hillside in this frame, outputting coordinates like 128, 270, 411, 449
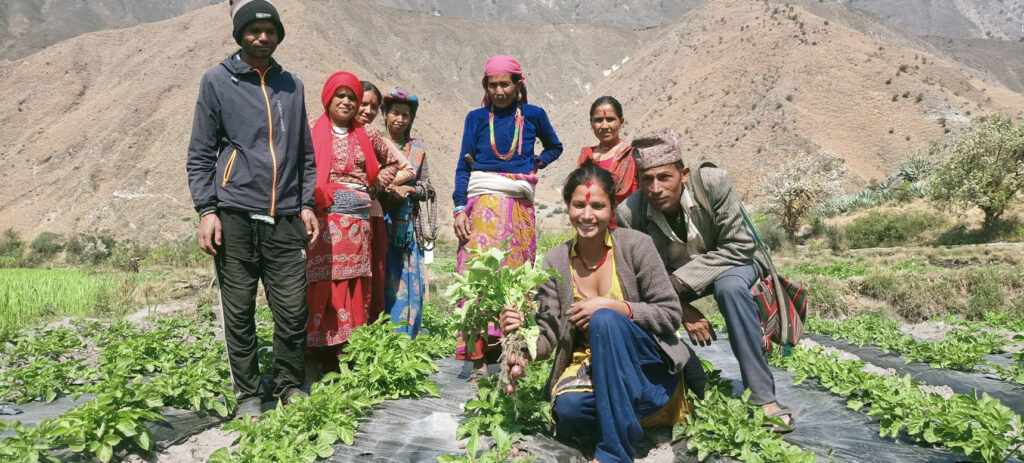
0, 0, 637, 241
545, 0, 1024, 201
836, 0, 1024, 40
364, 0, 703, 29
0, 0, 220, 61
1, 0, 1023, 243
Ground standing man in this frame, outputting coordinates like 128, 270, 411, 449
186, 0, 318, 419
616, 129, 793, 430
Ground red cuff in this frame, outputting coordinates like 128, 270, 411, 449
624, 301, 633, 319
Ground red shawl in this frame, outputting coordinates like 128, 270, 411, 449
577, 144, 637, 205
313, 71, 379, 211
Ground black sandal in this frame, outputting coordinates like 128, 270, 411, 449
763, 407, 795, 434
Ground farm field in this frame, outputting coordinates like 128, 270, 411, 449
1, 239, 1023, 462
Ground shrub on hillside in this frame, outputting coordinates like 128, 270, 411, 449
758, 150, 847, 237
754, 216, 786, 252
141, 237, 207, 268
825, 224, 846, 253
927, 115, 1024, 229
843, 211, 946, 248
66, 233, 117, 265
0, 229, 23, 264
29, 232, 64, 258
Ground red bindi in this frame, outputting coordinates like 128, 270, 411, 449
602, 109, 608, 117
585, 180, 593, 201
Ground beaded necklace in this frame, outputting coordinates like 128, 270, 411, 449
488, 104, 524, 161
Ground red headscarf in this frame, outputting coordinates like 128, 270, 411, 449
481, 55, 527, 107
312, 71, 380, 211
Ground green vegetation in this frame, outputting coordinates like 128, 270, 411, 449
210, 317, 449, 462
770, 345, 1023, 462
0, 319, 233, 462
843, 210, 946, 248
445, 247, 558, 387
675, 362, 814, 462
807, 315, 1008, 371
927, 115, 1024, 229
784, 260, 870, 279
0, 268, 136, 340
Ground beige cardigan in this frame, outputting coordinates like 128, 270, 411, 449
532, 228, 688, 400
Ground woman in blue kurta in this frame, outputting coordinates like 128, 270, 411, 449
381, 86, 435, 338
452, 55, 563, 375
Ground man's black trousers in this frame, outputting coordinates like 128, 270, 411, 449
214, 209, 308, 401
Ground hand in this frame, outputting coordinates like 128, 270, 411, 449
388, 185, 415, 199
300, 209, 319, 246
681, 304, 717, 347
198, 213, 222, 256
568, 297, 622, 331
498, 305, 523, 333
454, 212, 471, 242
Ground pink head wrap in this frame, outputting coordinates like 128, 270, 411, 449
481, 55, 527, 106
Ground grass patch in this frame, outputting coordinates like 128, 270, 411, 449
784, 260, 869, 279
853, 265, 1024, 321
0, 269, 138, 340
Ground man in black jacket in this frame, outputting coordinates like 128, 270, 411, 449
185, 0, 317, 419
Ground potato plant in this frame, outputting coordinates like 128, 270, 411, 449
445, 247, 557, 393
771, 344, 1024, 462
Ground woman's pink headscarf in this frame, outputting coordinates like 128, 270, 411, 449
481, 55, 527, 106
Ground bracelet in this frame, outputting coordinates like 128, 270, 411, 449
453, 205, 467, 217
624, 301, 633, 319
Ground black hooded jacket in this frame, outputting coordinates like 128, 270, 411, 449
186, 51, 316, 217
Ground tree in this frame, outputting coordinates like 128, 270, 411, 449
926, 115, 1024, 229
758, 150, 847, 237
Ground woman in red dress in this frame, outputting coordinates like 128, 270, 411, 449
305, 71, 414, 383
576, 96, 636, 207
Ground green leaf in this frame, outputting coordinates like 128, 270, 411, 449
97, 443, 113, 463
423, 381, 440, 397
136, 429, 153, 450
315, 441, 335, 458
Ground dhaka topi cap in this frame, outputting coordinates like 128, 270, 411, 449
631, 128, 684, 170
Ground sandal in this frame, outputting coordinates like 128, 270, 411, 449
763, 406, 795, 434
236, 396, 263, 423
468, 368, 490, 382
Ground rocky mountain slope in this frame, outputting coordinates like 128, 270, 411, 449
363, 0, 704, 29
0, 0, 220, 61
1, 0, 1022, 242
835, 0, 1024, 40
545, 0, 1024, 199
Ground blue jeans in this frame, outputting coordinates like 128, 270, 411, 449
552, 309, 705, 462
713, 263, 776, 405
